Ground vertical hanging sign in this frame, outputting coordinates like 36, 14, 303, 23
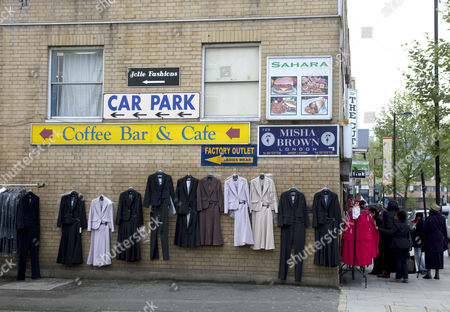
383, 137, 393, 186
348, 89, 358, 148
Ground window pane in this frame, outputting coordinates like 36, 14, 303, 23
205, 47, 259, 82
51, 50, 103, 83
204, 82, 258, 117
52, 85, 102, 117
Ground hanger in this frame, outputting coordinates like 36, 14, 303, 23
232, 172, 238, 181
100, 194, 104, 201
70, 190, 77, 196
259, 173, 265, 180
290, 185, 298, 191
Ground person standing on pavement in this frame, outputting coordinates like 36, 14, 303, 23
411, 212, 426, 275
369, 205, 383, 275
378, 200, 399, 278
422, 203, 448, 280
377, 210, 411, 283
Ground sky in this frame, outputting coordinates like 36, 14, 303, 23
347, 0, 449, 130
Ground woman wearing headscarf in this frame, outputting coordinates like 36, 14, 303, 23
422, 203, 448, 280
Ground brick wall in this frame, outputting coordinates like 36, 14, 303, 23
0, 0, 345, 287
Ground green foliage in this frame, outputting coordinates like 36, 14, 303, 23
405, 197, 418, 212
372, 92, 435, 198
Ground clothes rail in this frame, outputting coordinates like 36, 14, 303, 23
0, 183, 45, 188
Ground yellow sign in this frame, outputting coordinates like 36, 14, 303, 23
204, 156, 254, 165
31, 123, 250, 145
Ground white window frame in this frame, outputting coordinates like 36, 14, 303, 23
201, 43, 261, 122
47, 46, 104, 123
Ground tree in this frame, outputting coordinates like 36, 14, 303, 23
402, 0, 450, 201
372, 92, 435, 200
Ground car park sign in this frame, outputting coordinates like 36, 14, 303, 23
103, 93, 199, 119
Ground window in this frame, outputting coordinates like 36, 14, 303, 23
202, 44, 259, 119
49, 48, 103, 119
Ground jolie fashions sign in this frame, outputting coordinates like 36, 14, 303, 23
258, 125, 338, 157
266, 56, 333, 120
127, 67, 180, 87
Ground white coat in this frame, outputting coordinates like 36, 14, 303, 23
87, 196, 114, 266
224, 176, 254, 246
250, 176, 278, 250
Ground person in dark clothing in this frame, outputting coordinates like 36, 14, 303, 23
411, 212, 426, 275
378, 200, 399, 278
369, 205, 383, 275
422, 203, 448, 280
377, 210, 412, 283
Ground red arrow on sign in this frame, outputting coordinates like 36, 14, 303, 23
226, 127, 240, 139
40, 128, 53, 139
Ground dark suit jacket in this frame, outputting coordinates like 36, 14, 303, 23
116, 189, 144, 226
312, 190, 341, 227
144, 172, 175, 208
277, 190, 310, 227
17, 192, 40, 230
175, 176, 198, 215
57, 191, 87, 229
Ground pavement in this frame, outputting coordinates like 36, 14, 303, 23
339, 252, 450, 312
0, 277, 338, 312
0, 253, 448, 312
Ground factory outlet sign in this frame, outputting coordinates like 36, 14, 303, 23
201, 145, 257, 166
31, 123, 249, 145
103, 93, 200, 120
266, 56, 333, 121
258, 125, 339, 157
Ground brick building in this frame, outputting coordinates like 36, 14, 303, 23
0, 0, 352, 287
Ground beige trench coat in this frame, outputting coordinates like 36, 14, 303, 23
249, 176, 278, 250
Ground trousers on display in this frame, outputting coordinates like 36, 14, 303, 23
17, 226, 40, 280
278, 223, 306, 282
150, 206, 169, 260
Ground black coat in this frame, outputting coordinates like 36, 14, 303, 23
379, 222, 411, 249
57, 191, 87, 265
174, 176, 201, 247
278, 190, 310, 227
115, 189, 144, 262
312, 190, 341, 267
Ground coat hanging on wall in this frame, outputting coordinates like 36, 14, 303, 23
197, 175, 224, 246
278, 188, 309, 282
144, 171, 176, 260
249, 175, 278, 250
116, 188, 143, 262
224, 175, 254, 247
16, 191, 41, 280
312, 189, 342, 267
87, 195, 115, 267
174, 175, 201, 248
57, 190, 87, 265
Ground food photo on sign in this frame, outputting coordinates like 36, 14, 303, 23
301, 96, 328, 115
270, 97, 297, 115
271, 76, 297, 95
301, 76, 328, 94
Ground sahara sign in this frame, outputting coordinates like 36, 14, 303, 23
266, 56, 333, 121
31, 123, 249, 145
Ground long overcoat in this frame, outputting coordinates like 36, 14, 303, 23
197, 176, 223, 246
57, 191, 87, 265
312, 190, 341, 267
224, 176, 254, 246
249, 176, 278, 250
115, 189, 143, 262
87, 196, 114, 266
174, 176, 201, 247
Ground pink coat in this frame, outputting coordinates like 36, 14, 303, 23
224, 176, 254, 246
